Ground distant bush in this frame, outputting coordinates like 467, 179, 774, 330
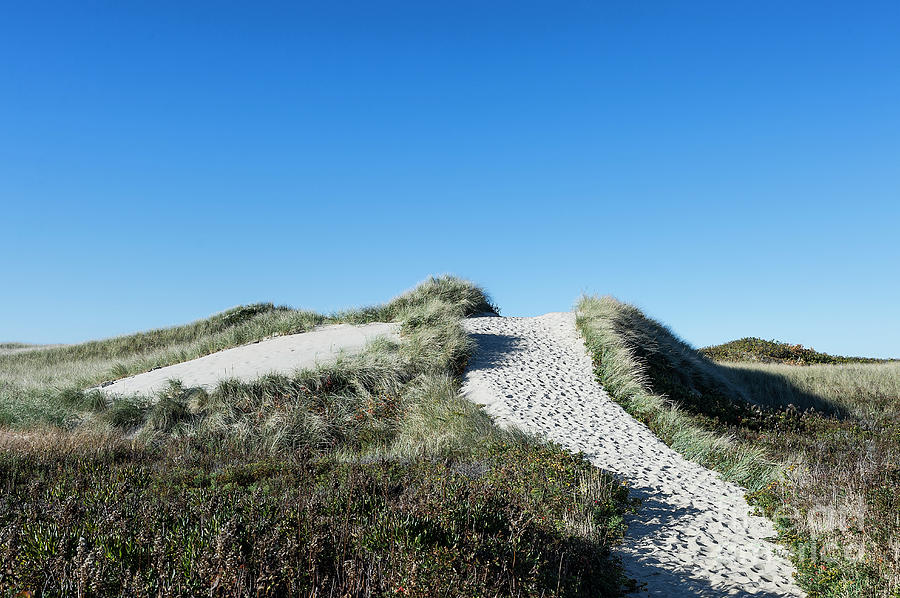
701, 337, 891, 365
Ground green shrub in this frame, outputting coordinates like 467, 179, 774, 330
145, 381, 199, 433
701, 337, 893, 365
53, 387, 107, 412
102, 397, 149, 430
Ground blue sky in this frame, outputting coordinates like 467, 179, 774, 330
2, 1, 898, 357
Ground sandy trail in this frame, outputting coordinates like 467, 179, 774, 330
462, 313, 804, 597
97, 322, 399, 397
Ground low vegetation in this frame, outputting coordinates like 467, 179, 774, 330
0, 435, 634, 597
0, 277, 635, 597
702, 337, 893, 365
577, 295, 900, 598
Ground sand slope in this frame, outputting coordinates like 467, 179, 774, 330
463, 313, 804, 597
97, 322, 399, 397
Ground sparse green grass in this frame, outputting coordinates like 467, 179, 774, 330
0, 277, 635, 596
577, 295, 900, 597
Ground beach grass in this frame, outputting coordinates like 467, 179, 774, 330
0, 276, 495, 427
575, 295, 776, 491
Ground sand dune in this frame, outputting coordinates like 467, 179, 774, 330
97, 322, 399, 397
463, 312, 804, 597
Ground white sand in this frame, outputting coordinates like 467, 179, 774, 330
463, 313, 804, 597
97, 322, 399, 397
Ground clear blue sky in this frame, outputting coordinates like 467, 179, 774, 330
2, 2, 898, 357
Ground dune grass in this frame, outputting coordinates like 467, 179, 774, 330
0, 275, 497, 394
0, 304, 321, 391
724, 360, 900, 419
0, 276, 498, 429
0, 277, 635, 597
575, 295, 776, 491
576, 295, 900, 597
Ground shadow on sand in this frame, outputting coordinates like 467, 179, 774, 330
466, 333, 522, 372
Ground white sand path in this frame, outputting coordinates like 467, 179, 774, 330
97, 322, 399, 397
462, 313, 804, 597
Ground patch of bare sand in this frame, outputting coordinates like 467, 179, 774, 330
97, 322, 399, 397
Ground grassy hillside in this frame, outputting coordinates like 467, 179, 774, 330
0, 280, 498, 393
702, 337, 892, 365
0, 277, 498, 429
0, 278, 636, 597
577, 296, 899, 598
